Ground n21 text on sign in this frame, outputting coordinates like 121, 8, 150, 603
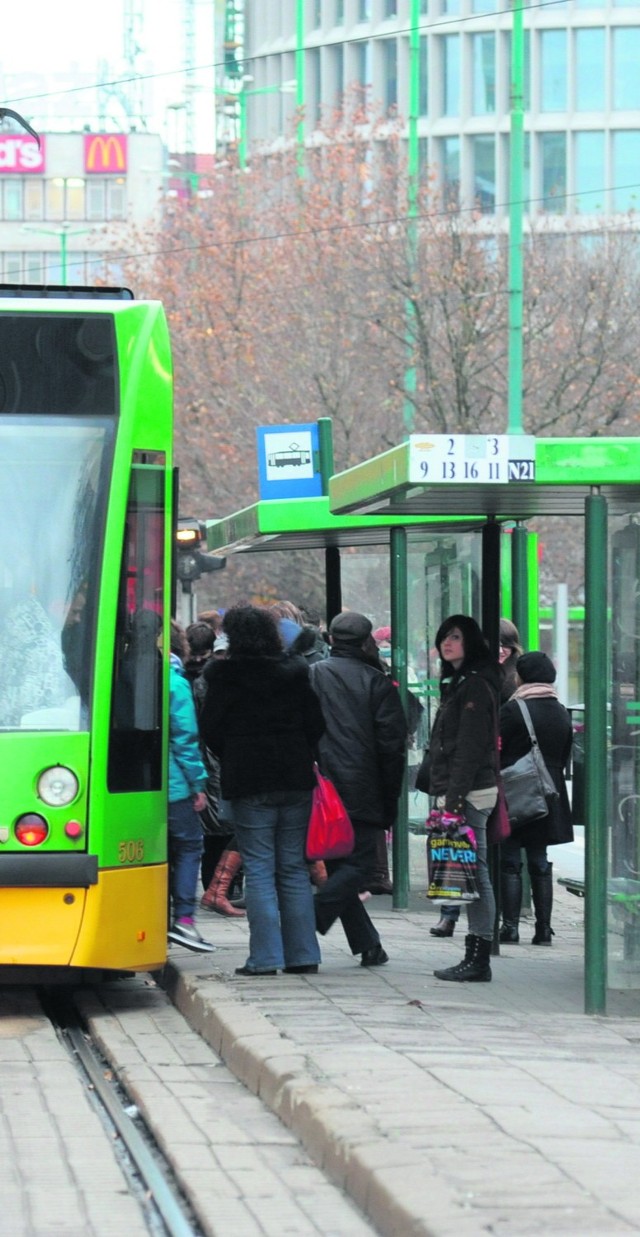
409, 435, 536, 485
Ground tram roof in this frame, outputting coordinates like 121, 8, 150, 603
329, 437, 640, 519
205, 497, 486, 554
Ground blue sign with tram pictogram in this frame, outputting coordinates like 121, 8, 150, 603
256, 423, 322, 499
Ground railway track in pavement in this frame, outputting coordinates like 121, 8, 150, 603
0, 977, 373, 1237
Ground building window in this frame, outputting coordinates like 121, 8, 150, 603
313, 0, 322, 28
308, 48, 321, 127
66, 179, 86, 220
3, 180, 23, 220
575, 29, 605, 111
443, 0, 459, 14
540, 132, 566, 212
472, 33, 496, 115
472, 0, 494, 10
540, 30, 567, 112
356, 40, 372, 89
383, 0, 397, 15
442, 136, 460, 207
335, 0, 345, 23
419, 35, 428, 116
358, 0, 371, 19
612, 132, 640, 211
381, 39, 398, 110
24, 180, 44, 221
5, 253, 22, 281
613, 29, 640, 110
575, 132, 605, 213
472, 135, 495, 211
329, 43, 344, 108
26, 251, 42, 282
443, 35, 460, 117
45, 178, 65, 221
87, 180, 106, 220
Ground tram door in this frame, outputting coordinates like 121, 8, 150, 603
610, 520, 640, 962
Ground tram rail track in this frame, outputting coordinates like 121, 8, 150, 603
40, 987, 201, 1237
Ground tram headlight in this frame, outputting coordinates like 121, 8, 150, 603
37, 766, 79, 807
15, 814, 49, 846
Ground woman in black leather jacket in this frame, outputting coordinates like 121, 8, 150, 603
429, 615, 501, 983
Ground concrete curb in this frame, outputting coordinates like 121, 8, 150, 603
163, 962, 438, 1237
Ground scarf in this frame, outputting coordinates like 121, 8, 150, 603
510, 683, 558, 701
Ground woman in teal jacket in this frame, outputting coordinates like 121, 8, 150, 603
167, 625, 215, 954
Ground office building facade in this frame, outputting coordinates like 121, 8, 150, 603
0, 130, 164, 286
241, 0, 640, 223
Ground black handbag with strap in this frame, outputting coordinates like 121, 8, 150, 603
502, 699, 558, 828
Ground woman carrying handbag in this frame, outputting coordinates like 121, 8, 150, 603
499, 652, 573, 945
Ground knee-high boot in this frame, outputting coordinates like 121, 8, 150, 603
201, 849, 246, 917
367, 831, 393, 895
499, 870, 523, 944
530, 864, 554, 945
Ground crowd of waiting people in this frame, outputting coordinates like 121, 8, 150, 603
166, 601, 572, 981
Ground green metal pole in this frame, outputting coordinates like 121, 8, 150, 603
390, 527, 409, 909
584, 489, 608, 1015
403, 0, 420, 436
511, 521, 529, 649
317, 417, 334, 492
238, 89, 247, 170
295, 0, 305, 179
507, 0, 524, 434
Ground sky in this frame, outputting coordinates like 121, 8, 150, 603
0, 0, 222, 149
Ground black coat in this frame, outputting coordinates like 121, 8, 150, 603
500, 694, 574, 844
199, 654, 325, 799
309, 648, 407, 828
428, 660, 501, 815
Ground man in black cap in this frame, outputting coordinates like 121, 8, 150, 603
309, 611, 407, 966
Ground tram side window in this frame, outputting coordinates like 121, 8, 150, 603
108, 468, 165, 792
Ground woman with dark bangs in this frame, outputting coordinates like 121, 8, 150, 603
427, 615, 501, 983
199, 605, 325, 976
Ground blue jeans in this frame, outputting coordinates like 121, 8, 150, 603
232, 790, 320, 972
168, 798, 204, 921
464, 801, 495, 940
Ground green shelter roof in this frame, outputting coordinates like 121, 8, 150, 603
329, 438, 640, 519
204, 496, 486, 555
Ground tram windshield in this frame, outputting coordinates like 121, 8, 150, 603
0, 419, 112, 730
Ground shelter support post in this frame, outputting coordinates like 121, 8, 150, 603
390, 527, 409, 909
584, 489, 608, 1014
482, 519, 502, 951
325, 547, 342, 626
511, 521, 529, 649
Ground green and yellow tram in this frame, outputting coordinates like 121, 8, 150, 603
0, 286, 173, 974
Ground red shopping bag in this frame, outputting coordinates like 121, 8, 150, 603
305, 764, 355, 861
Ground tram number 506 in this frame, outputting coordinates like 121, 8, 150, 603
118, 839, 145, 864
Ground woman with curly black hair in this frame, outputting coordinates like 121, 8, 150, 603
199, 605, 325, 976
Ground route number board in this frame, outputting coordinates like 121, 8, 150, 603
408, 435, 536, 485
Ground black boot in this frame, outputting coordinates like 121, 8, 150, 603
433, 934, 492, 982
499, 870, 522, 944
530, 864, 554, 945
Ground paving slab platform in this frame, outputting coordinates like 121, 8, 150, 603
162, 883, 640, 1236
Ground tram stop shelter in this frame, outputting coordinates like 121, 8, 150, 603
207, 435, 640, 1014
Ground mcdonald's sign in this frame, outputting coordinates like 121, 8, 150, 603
84, 133, 128, 174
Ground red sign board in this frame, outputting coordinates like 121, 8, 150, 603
0, 135, 45, 173
83, 133, 127, 174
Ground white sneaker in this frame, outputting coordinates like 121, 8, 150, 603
168, 921, 216, 952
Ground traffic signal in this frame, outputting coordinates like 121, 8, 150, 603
175, 518, 226, 583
